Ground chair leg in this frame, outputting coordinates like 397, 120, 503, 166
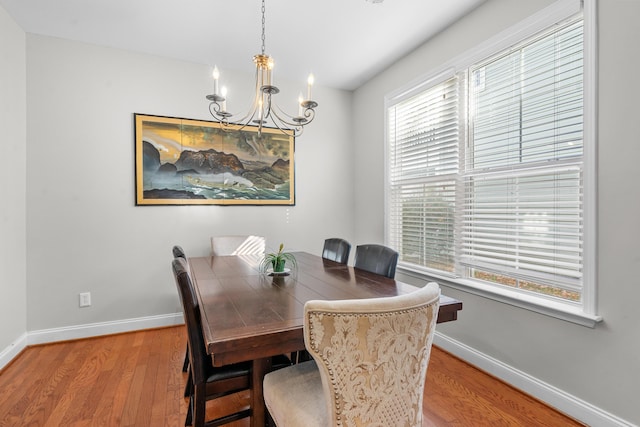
185, 395, 193, 426
292, 350, 311, 363
184, 366, 193, 398
182, 343, 190, 372
193, 384, 206, 427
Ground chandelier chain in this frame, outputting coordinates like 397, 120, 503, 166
261, 0, 266, 55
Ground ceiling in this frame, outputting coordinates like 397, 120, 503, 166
0, 0, 486, 91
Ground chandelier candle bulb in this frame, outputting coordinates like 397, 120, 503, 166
298, 93, 304, 116
268, 58, 274, 86
221, 86, 227, 111
307, 73, 314, 100
213, 66, 220, 95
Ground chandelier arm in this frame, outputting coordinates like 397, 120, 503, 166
263, 93, 275, 121
208, 102, 231, 123
271, 102, 317, 127
271, 109, 309, 137
268, 108, 304, 137
227, 68, 265, 126
208, 99, 259, 134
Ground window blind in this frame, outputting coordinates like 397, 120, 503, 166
388, 76, 459, 273
462, 20, 584, 291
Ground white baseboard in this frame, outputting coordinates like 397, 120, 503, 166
26, 312, 184, 346
434, 332, 636, 427
0, 332, 28, 371
1, 313, 184, 371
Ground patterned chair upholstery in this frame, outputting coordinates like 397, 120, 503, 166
264, 282, 441, 427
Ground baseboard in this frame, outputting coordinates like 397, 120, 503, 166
434, 332, 636, 427
0, 313, 184, 371
26, 312, 184, 346
0, 332, 28, 371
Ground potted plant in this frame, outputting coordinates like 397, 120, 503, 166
260, 243, 297, 273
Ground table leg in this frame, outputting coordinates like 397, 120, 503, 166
250, 357, 272, 427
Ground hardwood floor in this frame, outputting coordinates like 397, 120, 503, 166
0, 326, 584, 426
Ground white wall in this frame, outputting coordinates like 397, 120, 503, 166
352, 0, 640, 425
24, 34, 354, 332
0, 6, 27, 362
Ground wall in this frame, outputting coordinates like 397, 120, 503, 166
24, 35, 354, 332
0, 6, 27, 364
352, 0, 639, 425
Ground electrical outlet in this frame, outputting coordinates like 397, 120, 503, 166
79, 292, 91, 308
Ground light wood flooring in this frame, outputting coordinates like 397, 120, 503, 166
0, 326, 584, 426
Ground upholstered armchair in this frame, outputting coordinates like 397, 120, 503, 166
264, 282, 441, 427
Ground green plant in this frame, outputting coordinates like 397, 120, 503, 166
260, 243, 297, 273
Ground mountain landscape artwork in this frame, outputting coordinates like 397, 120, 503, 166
134, 114, 295, 205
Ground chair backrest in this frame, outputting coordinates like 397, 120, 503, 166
173, 245, 186, 259
172, 257, 210, 385
322, 238, 351, 264
211, 235, 266, 256
353, 244, 399, 278
304, 282, 440, 427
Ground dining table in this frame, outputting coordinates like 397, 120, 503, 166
188, 251, 463, 427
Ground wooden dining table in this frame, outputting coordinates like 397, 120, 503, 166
188, 251, 463, 427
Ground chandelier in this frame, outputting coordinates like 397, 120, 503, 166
206, 0, 318, 137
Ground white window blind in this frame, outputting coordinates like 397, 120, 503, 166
388, 77, 459, 273
463, 20, 584, 297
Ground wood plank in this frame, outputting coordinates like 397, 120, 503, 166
0, 326, 584, 427
423, 346, 585, 426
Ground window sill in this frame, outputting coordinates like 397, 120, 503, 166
398, 266, 603, 328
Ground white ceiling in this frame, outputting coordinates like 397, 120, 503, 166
0, 0, 486, 91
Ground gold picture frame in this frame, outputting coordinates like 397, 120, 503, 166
134, 114, 295, 205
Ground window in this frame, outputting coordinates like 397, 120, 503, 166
386, 3, 597, 323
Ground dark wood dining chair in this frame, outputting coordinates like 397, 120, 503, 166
172, 245, 191, 377
173, 245, 186, 259
264, 282, 441, 427
321, 238, 351, 264
353, 243, 399, 279
172, 257, 291, 426
172, 257, 252, 427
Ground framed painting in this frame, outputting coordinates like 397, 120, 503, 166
134, 114, 295, 205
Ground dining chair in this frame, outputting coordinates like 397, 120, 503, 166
211, 235, 266, 256
173, 245, 186, 259
321, 238, 351, 264
172, 257, 251, 427
173, 257, 291, 426
172, 245, 191, 376
353, 243, 399, 279
263, 282, 441, 427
